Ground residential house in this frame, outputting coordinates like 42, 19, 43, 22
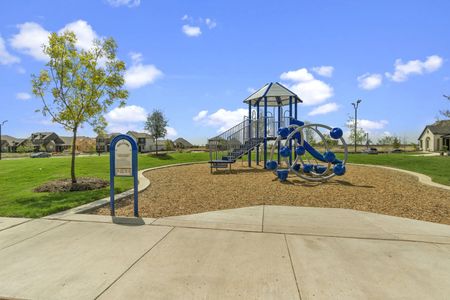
127, 131, 153, 152
96, 131, 171, 153
19, 132, 66, 152
174, 137, 193, 149
1, 135, 23, 152
418, 120, 450, 152
96, 133, 120, 153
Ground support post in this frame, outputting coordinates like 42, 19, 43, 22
248, 102, 252, 167
277, 105, 281, 164
295, 99, 298, 119
294, 99, 298, 160
289, 96, 293, 165
256, 101, 260, 165
263, 96, 268, 168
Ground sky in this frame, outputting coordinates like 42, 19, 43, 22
0, 0, 449, 145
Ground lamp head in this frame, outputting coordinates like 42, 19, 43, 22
1, 120, 7, 126
357, 99, 362, 104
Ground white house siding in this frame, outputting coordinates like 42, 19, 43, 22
419, 128, 436, 151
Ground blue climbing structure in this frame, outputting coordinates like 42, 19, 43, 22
208, 82, 302, 173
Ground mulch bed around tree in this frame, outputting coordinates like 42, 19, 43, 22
90, 164, 450, 224
34, 177, 108, 193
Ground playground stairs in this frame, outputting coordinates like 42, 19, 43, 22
208, 117, 281, 172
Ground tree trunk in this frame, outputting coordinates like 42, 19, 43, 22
71, 127, 78, 184
155, 138, 158, 155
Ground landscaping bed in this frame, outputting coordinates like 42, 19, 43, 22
34, 178, 108, 192
91, 163, 450, 224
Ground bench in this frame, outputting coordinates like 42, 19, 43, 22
209, 160, 235, 174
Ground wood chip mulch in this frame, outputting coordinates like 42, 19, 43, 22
91, 163, 450, 224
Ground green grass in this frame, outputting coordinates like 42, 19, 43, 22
1, 151, 449, 218
344, 153, 450, 186
0, 152, 209, 218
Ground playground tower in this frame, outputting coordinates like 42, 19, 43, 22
243, 82, 302, 168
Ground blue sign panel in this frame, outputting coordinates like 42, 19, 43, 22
110, 134, 139, 217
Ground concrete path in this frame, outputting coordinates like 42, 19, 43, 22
1, 206, 449, 299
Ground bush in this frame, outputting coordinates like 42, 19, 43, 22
15, 145, 34, 153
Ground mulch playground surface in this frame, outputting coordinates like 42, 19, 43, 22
91, 163, 450, 225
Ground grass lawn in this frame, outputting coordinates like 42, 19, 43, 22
0, 151, 449, 218
345, 153, 450, 186
0, 152, 209, 218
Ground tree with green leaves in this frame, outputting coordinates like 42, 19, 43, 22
145, 109, 168, 155
346, 116, 367, 146
393, 137, 401, 149
32, 31, 128, 184
377, 135, 395, 145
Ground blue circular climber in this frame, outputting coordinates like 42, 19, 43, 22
267, 122, 348, 182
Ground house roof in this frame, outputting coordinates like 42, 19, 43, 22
29, 132, 65, 145
174, 137, 193, 147
418, 120, 450, 139
243, 82, 302, 107
127, 131, 152, 139
428, 120, 450, 134
0, 135, 21, 144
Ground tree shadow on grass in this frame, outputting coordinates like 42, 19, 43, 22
148, 153, 174, 160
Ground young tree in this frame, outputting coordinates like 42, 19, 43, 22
32, 31, 128, 184
393, 137, 401, 149
346, 117, 366, 146
377, 135, 395, 145
441, 95, 450, 118
145, 109, 168, 155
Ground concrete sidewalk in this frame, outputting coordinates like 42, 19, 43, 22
1, 206, 449, 299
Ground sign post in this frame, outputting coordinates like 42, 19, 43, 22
110, 134, 139, 217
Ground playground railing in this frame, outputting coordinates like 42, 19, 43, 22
208, 116, 289, 162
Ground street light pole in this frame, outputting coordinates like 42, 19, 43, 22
351, 100, 362, 153
0, 120, 8, 160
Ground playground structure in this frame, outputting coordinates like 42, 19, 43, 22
208, 82, 347, 181
267, 122, 347, 182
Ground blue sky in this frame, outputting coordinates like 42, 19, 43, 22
0, 0, 449, 144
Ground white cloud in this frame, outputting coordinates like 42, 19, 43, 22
182, 25, 202, 37
181, 15, 190, 21
124, 52, 163, 89
357, 73, 383, 90
347, 119, 388, 131
10, 22, 50, 61
280, 68, 333, 106
193, 110, 208, 121
0, 35, 20, 65
280, 68, 314, 82
16, 92, 31, 100
307, 102, 339, 116
105, 105, 147, 133
106, 0, 140, 7
311, 66, 334, 77
165, 126, 178, 139
58, 20, 98, 51
194, 108, 247, 132
205, 18, 217, 29
10, 20, 100, 61
385, 55, 443, 82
